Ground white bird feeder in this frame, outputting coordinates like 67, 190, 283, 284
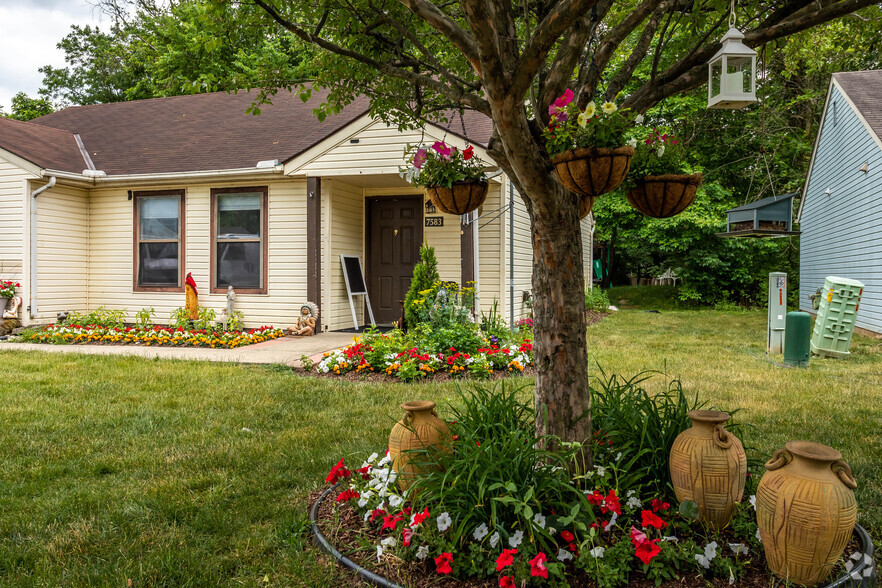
707, 24, 757, 109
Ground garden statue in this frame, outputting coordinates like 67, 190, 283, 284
185, 272, 199, 320
2, 296, 22, 320
222, 286, 236, 330
288, 302, 318, 336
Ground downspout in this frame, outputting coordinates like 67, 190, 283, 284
29, 176, 56, 319
472, 208, 480, 314
509, 180, 514, 331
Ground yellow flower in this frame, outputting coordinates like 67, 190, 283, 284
601, 101, 617, 114
584, 101, 596, 118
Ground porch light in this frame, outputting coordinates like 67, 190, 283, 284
707, 3, 756, 109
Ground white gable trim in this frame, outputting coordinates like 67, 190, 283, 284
0, 148, 43, 178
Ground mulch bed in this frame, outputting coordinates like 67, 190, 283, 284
308, 488, 860, 588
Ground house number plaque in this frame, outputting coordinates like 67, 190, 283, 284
425, 216, 444, 227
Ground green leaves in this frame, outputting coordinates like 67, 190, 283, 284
678, 500, 700, 521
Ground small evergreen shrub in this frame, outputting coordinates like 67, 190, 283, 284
404, 244, 439, 328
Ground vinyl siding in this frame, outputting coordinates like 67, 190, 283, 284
34, 183, 89, 319
327, 179, 365, 330
504, 184, 534, 323
476, 182, 502, 315
87, 178, 308, 329
799, 83, 882, 334
0, 157, 34, 311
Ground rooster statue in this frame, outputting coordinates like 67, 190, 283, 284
185, 272, 199, 320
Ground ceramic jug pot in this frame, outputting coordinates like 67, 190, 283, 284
388, 401, 450, 490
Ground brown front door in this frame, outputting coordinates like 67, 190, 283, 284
366, 196, 423, 324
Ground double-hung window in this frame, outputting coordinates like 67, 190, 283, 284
134, 190, 185, 291
211, 187, 268, 294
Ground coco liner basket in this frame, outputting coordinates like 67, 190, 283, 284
627, 173, 703, 218
426, 180, 488, 215
552, 145, 634, 198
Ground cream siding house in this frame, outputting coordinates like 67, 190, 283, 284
0, 89, 593, 332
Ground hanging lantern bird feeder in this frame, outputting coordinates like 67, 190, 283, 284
708, 1, 757, 109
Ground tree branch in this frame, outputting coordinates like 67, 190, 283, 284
398, 0, 483, 74
605, 3, 668, 101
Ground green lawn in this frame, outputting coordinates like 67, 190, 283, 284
1, 309, 880, 586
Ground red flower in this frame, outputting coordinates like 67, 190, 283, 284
587, 490, 604, 506
370, 508, 386, 522
325, 459, 351, 484
463, 146, 474, 161
529, 552, 549, 579
560, 530, 575, 542
499, 576, 516, 588
496, 548, 517, 571
604, 490, 622, 515
641, 510, 667, 530
411, 507, 429, 526
634, 539, 662, 565
335, 489, 359, 502
402, 527, 413, 547
435, 552, 453, 574
650, 499, 670, 512
357, 465, 371, 480
382, 513, 405, 531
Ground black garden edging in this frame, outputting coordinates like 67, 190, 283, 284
310, 486, 876, 588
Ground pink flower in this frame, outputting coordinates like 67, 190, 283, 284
554, 88, 574, 108
402, 527, 413, 547
413, 148, 428, 169
630, 526, 647, 547
435, 552, 453, 574
529, 552, 548, 579
431, 141, 452, 160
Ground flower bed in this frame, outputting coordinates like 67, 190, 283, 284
1, 279, 19, 299
310, 379, 868, 587
16, 324, 284, 349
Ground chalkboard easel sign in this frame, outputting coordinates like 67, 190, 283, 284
340, 254, 376, 330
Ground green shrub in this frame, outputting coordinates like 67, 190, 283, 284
135, 307, 155, 327
62, 306, 127, 328
585, 288, 611, 313
404, 244, 439, 328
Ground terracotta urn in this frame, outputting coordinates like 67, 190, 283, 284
669, 410, 747, 528
757, 441, 857, 587
388, 401, 450, 490
426, 180, 488, 215
552, 146, 634, 198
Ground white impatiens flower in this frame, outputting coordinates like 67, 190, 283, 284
533, 513, 547, 529
368, 452, 379, 463
436, 512, 452, 533
635, 114, 645, 124
381, 537, 397, 548
695, 541, 719, 568
376, 545, 384, 563
656, 144, 666, 157
547, 527, 557, 536
557, 548, 574, 562
601, 102, 617, 114
749, 495, 757, 510
473, 523, 489, 541
695, 553, 711, 569
489, 532, 501, 548
590, 546, 605, 558
416, 545, 430, 560
388, 494, 403, 508
626, 496, 642, 510
615, 452, 622, 462
595, 465, 606, 477
662, 536, 679, 542
509, 530, 524, 548
755, 528, 762, 543
604, 512, 618, 531
729, 543, 749, 556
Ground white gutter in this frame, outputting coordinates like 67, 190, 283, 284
42, 165, 284, 185
29, 176, 56, 319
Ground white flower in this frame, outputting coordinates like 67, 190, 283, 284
436, 512, 452, 533
416, 545, 430, 560
509, 530, 524, 548
755, 528, 762, 542
388, 494, 403, 508
627, 138, 638, 149
615, 452, 622, 462
368, 452, 379, 463
626, 490, 636, 497
489, 532, 501, 548
473, 523, 489, 541
601, 102, 617, 114
533, 513, 547, 529
585, 101, 596, 118
729, 543, 749, 556
656, 144, 665, 157
695, 554, 711, 569
363, 511, 371, 522
557, 548, 574, 562
358, 491, 374, 508
376, 544, 384, 562
547, 527, 557, 536
377, 453, 392, 467
604, 512, 618, 531
662, 535, 679, 542
595, 465, 606, 477
749, 495, 756, 510
729, 568, 735, 584
381, 537, 397, 548
635, 114, 645, 124
705, 541, 719, 561
626, 496, 642, 509
590, 546, 605, 558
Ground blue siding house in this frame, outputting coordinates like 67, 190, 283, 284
798, 71, 882, 334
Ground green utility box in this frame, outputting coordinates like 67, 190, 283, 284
810, 276, 864, 358
784, 311, 811, 367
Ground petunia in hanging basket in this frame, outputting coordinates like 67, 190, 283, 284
544, 90, 636, 207
401, 141, 488, 215
625, 128, 702, 218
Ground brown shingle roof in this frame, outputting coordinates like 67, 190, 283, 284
17, 87, 494, 176
834, 70, 882, 143
0, 117, 86, 172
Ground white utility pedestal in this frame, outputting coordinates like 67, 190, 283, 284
767, 272, 787, 354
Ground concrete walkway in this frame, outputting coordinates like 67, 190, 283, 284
0, 332, 356, 367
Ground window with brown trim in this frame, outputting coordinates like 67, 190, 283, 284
133, 189, 185, 292
210, 186, 268, 294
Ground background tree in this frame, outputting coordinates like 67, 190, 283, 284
1, 92, 54, 121
241, 0, 878, 461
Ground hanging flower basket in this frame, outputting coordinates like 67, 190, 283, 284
426, 180, 489, 216
627, 173, 703, 218
552, 146, 634, 198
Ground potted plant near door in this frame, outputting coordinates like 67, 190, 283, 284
543, 89, 635, 217
625, 128, 703, 218
401, 141, 488, 215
